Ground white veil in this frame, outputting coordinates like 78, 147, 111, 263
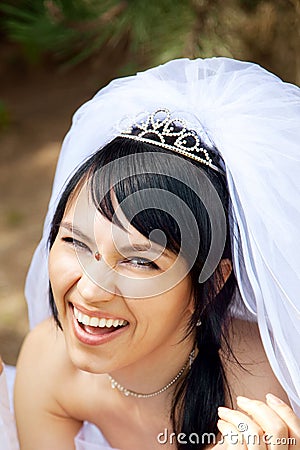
25, 57, 300, 415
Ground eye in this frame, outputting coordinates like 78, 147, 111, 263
122, 257, 159, 271
62, 237, 92, 253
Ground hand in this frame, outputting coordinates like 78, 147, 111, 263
217, 394, 300, 450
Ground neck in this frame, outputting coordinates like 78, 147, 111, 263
107, 337, 195, 407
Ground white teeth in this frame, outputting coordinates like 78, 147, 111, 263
73, 306, 127, 328
106, 319, 113, 328
90, 317, 99, 327
99, 318, 106, 328
82, 314, 90, 325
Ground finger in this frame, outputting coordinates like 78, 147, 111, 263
0, 356, 3, 375
217, 418, 247, 450
237, 396, 289, 450
218, 406, 265, 450
266, 394, 300, 441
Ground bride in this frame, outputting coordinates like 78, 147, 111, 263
1, 57, 300, 450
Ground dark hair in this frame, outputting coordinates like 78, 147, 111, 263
48, 136, 237, 450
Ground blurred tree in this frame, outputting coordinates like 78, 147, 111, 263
0, 0, 299, 82
0, 0, 196, 68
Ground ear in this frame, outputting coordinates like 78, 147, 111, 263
219, 258, 232, 282
187, 259, 233, 315
215, 258, 232, 295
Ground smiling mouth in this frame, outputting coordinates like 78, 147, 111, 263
72, 304, 129, 336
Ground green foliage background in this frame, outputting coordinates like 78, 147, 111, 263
1, 0, 299, 83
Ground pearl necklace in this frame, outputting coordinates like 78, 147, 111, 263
108, 349, 195, 399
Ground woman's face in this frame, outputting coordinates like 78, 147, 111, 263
49, 182, 195, 374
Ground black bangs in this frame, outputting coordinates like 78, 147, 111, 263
89, 137, 213, 266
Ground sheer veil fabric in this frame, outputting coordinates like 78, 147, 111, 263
0, 367, 18, 450
25, 57, 300, 414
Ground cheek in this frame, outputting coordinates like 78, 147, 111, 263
128, 279, 193, 335
48, 242, 81, 302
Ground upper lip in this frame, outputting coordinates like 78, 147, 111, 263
70, 302, 128, 322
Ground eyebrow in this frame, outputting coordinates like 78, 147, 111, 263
60, 221, 94, 245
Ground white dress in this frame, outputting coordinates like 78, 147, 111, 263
0, 366, 118, 450
0, 367, 18, 450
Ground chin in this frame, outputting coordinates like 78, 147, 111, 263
69, 350, 106, 374
63, 339, 109, 374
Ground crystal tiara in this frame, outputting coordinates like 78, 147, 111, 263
119, 108, 221, 172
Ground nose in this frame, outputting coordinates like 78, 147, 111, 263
76, 260, 117, 303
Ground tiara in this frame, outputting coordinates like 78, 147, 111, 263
119, 108, 221, 172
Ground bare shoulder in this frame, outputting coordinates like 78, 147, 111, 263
16, 318, 71, 397
222, 318, 290, 406
15, 317, 86, 414
15, 318, 83, 449
17, 317, 64, 366
16, 318, 110, 419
